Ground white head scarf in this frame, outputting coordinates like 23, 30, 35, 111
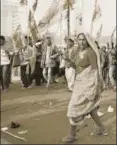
84, 33, 101, 73
79, 33, 103, 88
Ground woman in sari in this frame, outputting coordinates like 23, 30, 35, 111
62, 33, 107, 143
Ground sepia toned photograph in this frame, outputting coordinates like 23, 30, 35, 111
1, 0, 116, 144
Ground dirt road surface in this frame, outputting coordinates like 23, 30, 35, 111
1, 81, 116, 144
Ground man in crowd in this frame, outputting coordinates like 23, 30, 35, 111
30, 39, 44, 86
100, 45, 109, 89
0, 36, 12, 91
63, 39, 76, 92
19, 36, 36, 89
114, 45, 117, 82
108, 42, 116, 91
41, 35, 60, 88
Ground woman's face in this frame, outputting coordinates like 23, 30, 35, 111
77, 34, 88, 49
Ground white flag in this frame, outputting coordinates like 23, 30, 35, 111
76, 13, 82, 25
111, 26, 116, 42
96, 24, 103, 40
92, 0, 102, 22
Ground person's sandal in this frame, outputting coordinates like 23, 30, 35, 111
62, 136, 77, 143
91, 129, 108, 136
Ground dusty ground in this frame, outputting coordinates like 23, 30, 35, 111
1, 80, 116, 144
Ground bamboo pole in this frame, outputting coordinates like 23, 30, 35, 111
91, 21, 93, 35
1, 129, 27, 142
67, 0, 70, 39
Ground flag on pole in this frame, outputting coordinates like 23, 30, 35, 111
92, 0, 102, 22
38, 0, 76, 32
28, 10, 39, 42
38, 0, 59, 27
32, 0, 38, 12
63, 0, 75, 9
19, 0, 27, 5
12, 25, 22, 48
96, 24, 103, 40
91, 0, 102, 35
111, 26, 116, 42
76, 13, 82, 25
12, 25, 26, 49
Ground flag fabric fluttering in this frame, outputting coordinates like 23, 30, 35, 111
76, 13, 82, 25
19, 0, 27, 5
32, 0, 38, 12
12, 25, 26, 49
28, 10, 39, 42
91, 0, 102, 35
92, 0, 102, 22
96, 24, 103, 40
38, 0, 59, 28
38, 0, 75, 30
111, 26, 116, 42
28, 0, 41, 42
28, 10, 34, 24
63, 0, 75, 10
12, 25, 22, 48
47, 0, 75, 28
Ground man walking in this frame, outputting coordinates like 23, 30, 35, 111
63, 39, 76, 92
41, 35, 59, 88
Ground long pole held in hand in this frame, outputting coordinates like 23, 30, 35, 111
67, 0, 70, 50
67, 0, 70, 39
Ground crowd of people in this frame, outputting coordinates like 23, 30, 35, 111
100, 42, 117, 91
0, 34, 116, 92
0, 33, 116, 143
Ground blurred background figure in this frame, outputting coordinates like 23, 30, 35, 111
0, 36, 11, 91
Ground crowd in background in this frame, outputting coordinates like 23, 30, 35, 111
0, 34, 116, 92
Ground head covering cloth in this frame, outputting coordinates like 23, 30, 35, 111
83, 33, 103, 90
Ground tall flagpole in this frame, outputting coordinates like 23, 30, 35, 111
67, 0, 70, 39
91, 0, 95, 35
82, 0, 84, 31
27, 0, 30, 47
91, 22, 93, 35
